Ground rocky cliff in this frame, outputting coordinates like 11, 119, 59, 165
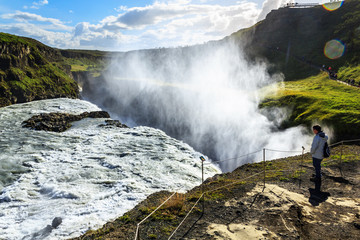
0, 33, 80, 107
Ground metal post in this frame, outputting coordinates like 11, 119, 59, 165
135, 223, 140, 240
200, 156, 205, 186
200, 156, 205, 213
340, 141, 344, 177
263, 148, 266, 191
300, 146, 305, 188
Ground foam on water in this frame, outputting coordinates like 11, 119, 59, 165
0, 98, 221, 240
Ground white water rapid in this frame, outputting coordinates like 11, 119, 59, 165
0, 98, 220, 240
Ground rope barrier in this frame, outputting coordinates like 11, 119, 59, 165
134, 192, 176, 240
167, 171, 264, 239
204, 149, 262, 165
341, 139, 360, 144
134, 140, 360, 239
167, 193, 204, 240
322, 158, 340, 165
264, 148, 303, 153
329, 142, 342, 147
330, 139, 360, 147
205, 148, 304, 166
207, 171, 264, 194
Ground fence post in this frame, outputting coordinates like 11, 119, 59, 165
200, 156, 205, 213
299, 146, 305, 188
136, 224, 140, 240
339, 141, 344, 177
263, 148, 266, 191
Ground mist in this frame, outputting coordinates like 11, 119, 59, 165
82, 40, 312, 172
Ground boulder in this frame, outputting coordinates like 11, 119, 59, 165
22, 111, 113, 132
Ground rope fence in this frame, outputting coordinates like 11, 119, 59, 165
203, 149, 262, 165
134, 139, 360, 239
264, 148, 303, 153
134, 192, 176, 240
167, 171, 264, 239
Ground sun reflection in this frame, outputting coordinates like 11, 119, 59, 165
322, 1, 344, 11
324, 39, 345, 59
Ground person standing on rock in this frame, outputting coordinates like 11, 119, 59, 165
310, 125, 328, 181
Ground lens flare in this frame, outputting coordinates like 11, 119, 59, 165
324, 39, 345, 59
322, 1, 344, 11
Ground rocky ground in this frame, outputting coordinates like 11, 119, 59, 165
22, 111, 128, 132
71, 145, 360, 240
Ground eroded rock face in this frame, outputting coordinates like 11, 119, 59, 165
22, 111, 117, 132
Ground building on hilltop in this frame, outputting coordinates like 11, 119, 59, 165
282, 2, 319, 8
282, 1, 344, 9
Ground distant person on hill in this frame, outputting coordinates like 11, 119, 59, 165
310, 125, 329, 181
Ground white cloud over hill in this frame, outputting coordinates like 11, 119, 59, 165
1, 0, 292, 51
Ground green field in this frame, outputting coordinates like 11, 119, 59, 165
260, 70, 360, 140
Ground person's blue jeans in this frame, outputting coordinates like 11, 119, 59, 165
312, 157, 322, 178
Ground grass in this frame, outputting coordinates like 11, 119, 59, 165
0, 32, 46, 49
70, 64, 88, 71
338, 64, 360, 82
61, 57, 106, 73
0, 32, 82, 106
260, 71, 360, 140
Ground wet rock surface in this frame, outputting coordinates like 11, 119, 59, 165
99, 119, 129, 129
22, 111, 114, 132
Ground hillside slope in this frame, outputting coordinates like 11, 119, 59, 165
260, 72, 360, 141
228, 0, 360, 80
71, 145, 360, 240
0, 33, 79, 106
0, 33, 109, 107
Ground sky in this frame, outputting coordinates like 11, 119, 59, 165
0, 0, 330, 51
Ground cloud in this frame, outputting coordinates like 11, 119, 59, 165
123, 1, 259, 47
108, 2, 260, 30
257, 0, 292, 21
30, 0, 49, 9
0, 22, 74, 48
1, 0, 288, 51
3, 11, 55, 22
96, 0, 260, 42
138, 4, 260, 47
66, 1, 262, 50
114, 6, 128, 12
1, 11, 72, 31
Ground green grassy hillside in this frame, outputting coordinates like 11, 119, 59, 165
60, 49, 109, 77
0, 33, 79, 106
0, 33, 109, 107
260, 71, 360, 140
